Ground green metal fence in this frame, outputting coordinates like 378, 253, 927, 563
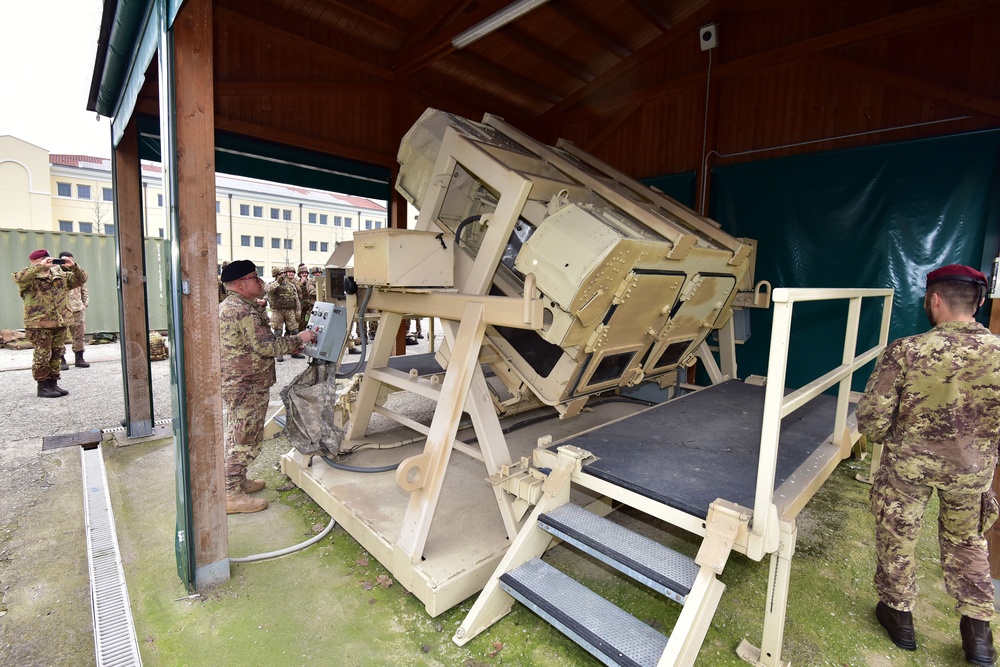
1, 229, 169, 334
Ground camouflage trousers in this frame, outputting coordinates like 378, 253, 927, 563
299, 301, 316, 332
26, 327, 67, 381
222, 386, 270, 493
65, 310, 86, 352
270, 308, 299, 336
871, 465, 998, 621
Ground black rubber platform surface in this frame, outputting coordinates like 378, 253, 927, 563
567, 380, 842, 519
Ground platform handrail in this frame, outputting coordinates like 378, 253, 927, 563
749, 287, 894, 552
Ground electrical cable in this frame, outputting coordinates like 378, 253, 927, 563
229, 517, 337, 563
336, 286, 372, 378
454, 214, 482, 247
320, 455, 399, 473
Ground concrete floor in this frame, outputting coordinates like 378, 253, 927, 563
0, 333, 989, 666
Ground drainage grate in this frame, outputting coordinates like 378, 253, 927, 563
82, 446, 143, 666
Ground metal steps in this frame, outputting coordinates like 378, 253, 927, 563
539, 503, 698, 605
498, 503, 705, 667
500, 558, 669, 667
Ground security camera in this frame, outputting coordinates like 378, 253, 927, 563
700, 24, 717, 51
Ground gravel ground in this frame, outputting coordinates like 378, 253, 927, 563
0, 319, 439, 665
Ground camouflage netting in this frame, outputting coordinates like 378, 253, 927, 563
280, 362, 346, 457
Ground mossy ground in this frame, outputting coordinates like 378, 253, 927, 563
105, 437, 975, 666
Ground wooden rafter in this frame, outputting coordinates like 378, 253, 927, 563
549, 0, 999, 122
548, 2, 632, 58
214, 81, 395, 96
500, 27, 595, 84
452, 52, 564, 105
324, 0, 407, 35
214, 117, 396, 167
808, 53, 1000, 119
395, 0, 475, 56
215, 6, 395, 81
393, 0, 517, 75
621, 0, 673, 31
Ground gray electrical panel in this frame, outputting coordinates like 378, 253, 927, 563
303, 302, 349, 362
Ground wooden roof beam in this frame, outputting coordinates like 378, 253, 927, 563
500, 27, 595, 84
325, 0, 408, 35
215, 6, 395, 81
548, 2, 632, 59
214, 117, 396, 167
215, 80, 394, 96
549, 0, 1000, 123
452, 52, 564, 105
620, 0, 673, 31
808, 53, 1000, 119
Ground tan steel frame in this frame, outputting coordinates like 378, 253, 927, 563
455, 286, 894, 667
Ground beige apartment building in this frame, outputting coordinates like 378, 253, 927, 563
0, 135, 388, 276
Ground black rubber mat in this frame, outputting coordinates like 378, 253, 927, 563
565, 380, 843, 519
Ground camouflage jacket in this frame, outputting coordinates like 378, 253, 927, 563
219, 292, 302, 391
856, 321, 1000, 491
66, 284, 89, 313
265, 276, 300, 310
298, 277, 316, 309
217, 277, 227, 303
12, 263, 88, 328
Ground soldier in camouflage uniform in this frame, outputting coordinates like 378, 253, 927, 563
217, 260, 229, 303
219, 260, 316, 514
857, 264, 1000, 666
265, 267, 303, 362
12, 249, 88, 398
58, 252, 90, 369
296, 264, 317, 332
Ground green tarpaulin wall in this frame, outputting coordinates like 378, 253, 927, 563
710, 129, 1000, 391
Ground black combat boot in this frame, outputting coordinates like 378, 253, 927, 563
876, 601, 917, 651
50, 378, 69, 396
60, 355, 69, 370
290, 352, 305, 359
74, 350, 90, 368
276, 354, 285, 362
961, 616, 996, 666
37, 380, 61, 398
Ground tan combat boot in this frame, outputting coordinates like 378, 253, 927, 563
243, 478, 265, 493
226, 492, 268, 514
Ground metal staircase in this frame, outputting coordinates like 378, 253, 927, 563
455, 445, 731, 667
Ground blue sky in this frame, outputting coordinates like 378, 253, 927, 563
0, 0, 111, 157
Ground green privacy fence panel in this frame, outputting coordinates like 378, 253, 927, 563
642, 171, 697, 208
1, 229, 170, 334
710, 129, 999, 391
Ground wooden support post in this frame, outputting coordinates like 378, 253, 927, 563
172, 0, 228, 589
113, 119, 154, 436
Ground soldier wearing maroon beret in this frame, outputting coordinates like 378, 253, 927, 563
857, 263, 1000, 665
11, 249, 88, 398
218, 260, 316, 514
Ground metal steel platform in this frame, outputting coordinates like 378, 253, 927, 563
565, 379, 847, 519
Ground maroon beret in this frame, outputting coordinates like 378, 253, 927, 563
28, 249, 49, 260
926, 264, 988, 288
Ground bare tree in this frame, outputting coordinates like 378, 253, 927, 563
88, 195, 112, 234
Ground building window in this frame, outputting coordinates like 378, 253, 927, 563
158, 228, 165, 238
57, 182, 71, 197
270, 208, 280, 220
253, 206, 263, 218
375, 221, 382, 229
319, 214, 328, 225
365, 220, 373, 230
241, 235, 251, 247
308, 212, 317, 224
105, 224, 115, 236
59, 220, 73, 232
320, 242, 328, 252
254, 236, 264, 247
216, 200, 221, 213
283, 209, 292, 221
157, 194, 163, 207
102, 187, 113, 201
79, 222, 93, 234
344, 217, 352, 228
283, 239, 292, 250
309, 241, 317, 251
334, 216, 342, 227
271, 237, 281, 249
77, 184, 91, 200
240, 204, 250, 216
217, 233, 222, 245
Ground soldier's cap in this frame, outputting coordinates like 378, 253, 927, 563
221, 259, 258, 282
29, 249, 49, 260
926, 264, 988, 288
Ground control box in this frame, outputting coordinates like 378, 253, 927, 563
353, 229, 454, 287
303, 302, 349, 362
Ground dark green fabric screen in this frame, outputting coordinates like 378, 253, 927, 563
710, 130, 1000, 391
643, 171, 697, 208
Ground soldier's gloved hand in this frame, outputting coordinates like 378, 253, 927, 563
298, 330, 317, 346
